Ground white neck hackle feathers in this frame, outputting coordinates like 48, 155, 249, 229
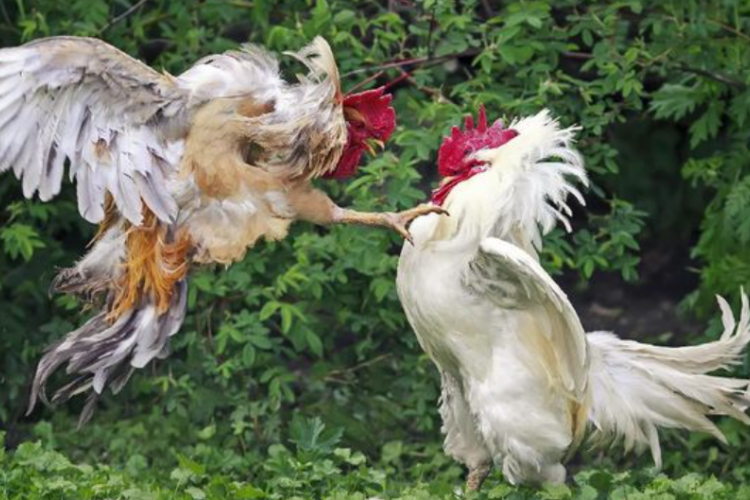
435, 110, 587, 249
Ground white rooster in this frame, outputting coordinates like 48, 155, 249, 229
396, 107, 750, 489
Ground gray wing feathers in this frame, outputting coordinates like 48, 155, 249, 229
0, 37, 187, 225
465, 237, 590, 397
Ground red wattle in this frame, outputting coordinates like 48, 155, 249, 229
430, 166, 488, 206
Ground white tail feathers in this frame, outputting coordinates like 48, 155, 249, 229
587, 291, 750, 467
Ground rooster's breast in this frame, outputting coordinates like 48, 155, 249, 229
397, 216, 515, 378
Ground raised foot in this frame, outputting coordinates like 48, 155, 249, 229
466, 462, 492, 491
385, 204, 449, 244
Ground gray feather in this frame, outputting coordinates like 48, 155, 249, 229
27, 278, 189, 423
0, 37, 188, 225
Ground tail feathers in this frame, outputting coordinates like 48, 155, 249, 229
587, 292, 750, 468
28, 280, 187, 426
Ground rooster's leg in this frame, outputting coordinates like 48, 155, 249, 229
332, 204, 448, 243
466, 462, 492, 491
287, 186, 448, 242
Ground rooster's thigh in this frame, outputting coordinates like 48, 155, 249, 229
438, 371, 491, 469
464, 347, 573, 484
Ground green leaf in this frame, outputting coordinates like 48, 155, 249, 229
689, 101, 724, 148
0, 223, 45, 261
650, 84, 702, 120
305, 330, 323, 356
242, 343, 256, 366
258, 301, 280, 321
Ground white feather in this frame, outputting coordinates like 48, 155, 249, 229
587, 293, 750, 467
437, 110, 586, 249
0, 38, 186, 224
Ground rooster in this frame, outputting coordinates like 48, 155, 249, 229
0, 36, 442, 421
396, 107, 750, 489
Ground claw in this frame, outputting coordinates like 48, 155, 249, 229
387, 204, 449, 244
403, 229, 415, 245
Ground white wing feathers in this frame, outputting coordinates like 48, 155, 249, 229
465, 237, 589, 399
0, 37, 187, 224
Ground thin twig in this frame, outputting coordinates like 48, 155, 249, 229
426, 3, 437, 60
342, 49, 482, 77
677, 64, 747, 90
346, 70, 385, 94
561, 51, 747, 90
562, 51, 593, 60
324, 353, 392, 382
98, 0, 149, 35
480, 0, 495, 18
0, 0, 12, 27
705, 18, 750, 43
396, 68, 453, 104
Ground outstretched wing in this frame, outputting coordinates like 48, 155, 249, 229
0, 36, 189, 225
464, 237, 590, 400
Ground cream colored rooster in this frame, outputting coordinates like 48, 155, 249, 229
396, 107, 750, 489
0, 36, 442, 421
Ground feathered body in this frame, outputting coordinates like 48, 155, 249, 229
0, 36, 437, 420
397, 109, 750, 487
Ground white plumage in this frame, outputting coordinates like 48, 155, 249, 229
397, 110, 750, 488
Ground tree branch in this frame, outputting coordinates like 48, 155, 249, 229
346, 50, 747, 93
324, 353, 392, 383
396, 68, 453, 104
676, 64, 747, 91
98, 0, 149, 35
560, 51, 747, 91
342, 49, 482, 77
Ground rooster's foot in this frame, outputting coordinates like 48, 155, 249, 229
466, 462, 492, 491
384, 204, 449, 244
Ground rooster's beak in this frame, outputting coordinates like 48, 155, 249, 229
364, 138, 385, 155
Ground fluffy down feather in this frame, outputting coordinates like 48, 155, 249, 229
28, 280, 188, 426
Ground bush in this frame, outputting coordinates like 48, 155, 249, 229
5, 429, 750, 500
1, 0, 749, 496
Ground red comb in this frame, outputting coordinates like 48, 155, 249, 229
431, 105, 519, 205
437, 104, 519, 178
324, 86, 396, 179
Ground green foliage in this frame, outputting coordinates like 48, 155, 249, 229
1, 0, 750, 495
4, 429, 750, 499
